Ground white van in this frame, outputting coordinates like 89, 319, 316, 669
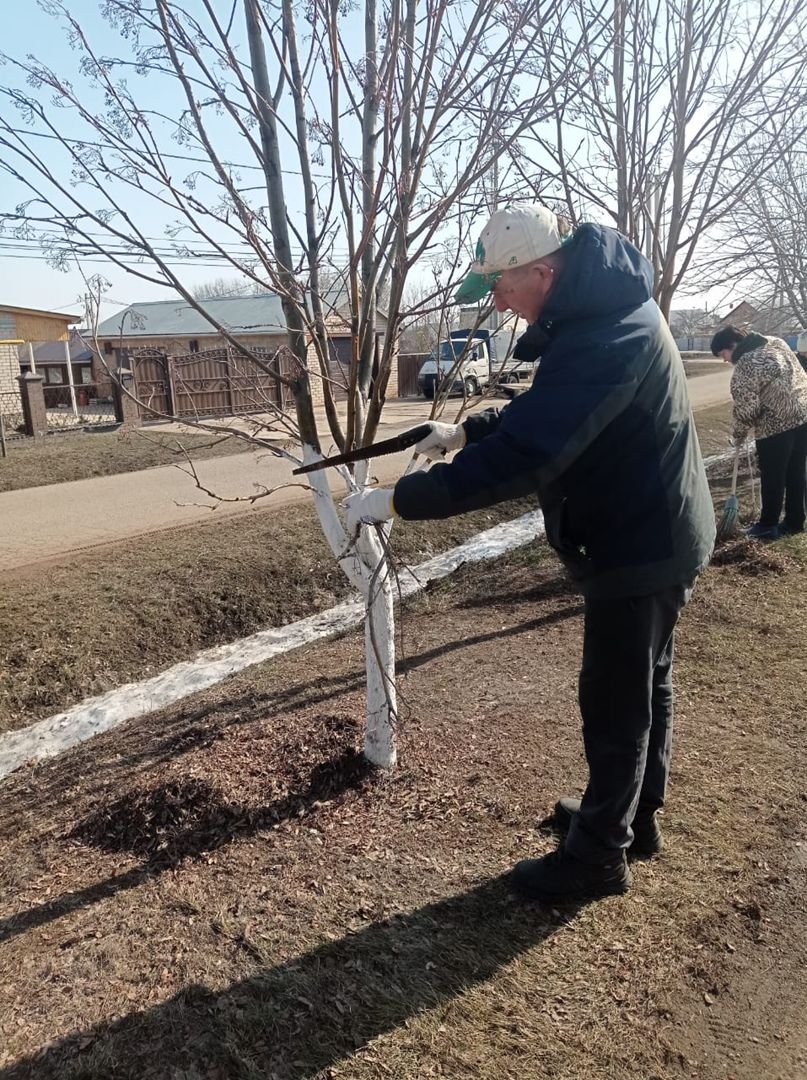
417, 336, 492, 399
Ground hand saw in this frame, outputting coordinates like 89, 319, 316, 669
292, 423, 432, 475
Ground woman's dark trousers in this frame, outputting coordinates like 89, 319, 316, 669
756, 423, 807, 531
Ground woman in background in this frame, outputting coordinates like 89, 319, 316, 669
711, 324, 807, 539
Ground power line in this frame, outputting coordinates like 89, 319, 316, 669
0, 227, 354, 258
0, 245, 453, 270
0, 238, 271, 258
3, 126, 334, 179
0, 233, 457, 265
0, 251, 253, 269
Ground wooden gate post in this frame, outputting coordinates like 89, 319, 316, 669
166, 354, 179, 417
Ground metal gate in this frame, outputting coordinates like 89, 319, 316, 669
131, 346, 292, 421
129, 349, 171, 419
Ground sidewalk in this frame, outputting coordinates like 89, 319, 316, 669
0, 369, 731, 573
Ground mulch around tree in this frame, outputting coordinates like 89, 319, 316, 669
1, 536, 806, 1079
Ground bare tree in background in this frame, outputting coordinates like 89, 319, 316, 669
701, 138, 807, 330
0, 0, 584, 767
668, 306, 712, 349
192, 276, 264, 299
513, 0, 807, 317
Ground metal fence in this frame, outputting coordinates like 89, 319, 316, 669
130, 345, 293, 421
0, 390, 26, 442
41, 384, 116, 431
19, 342, 116, 432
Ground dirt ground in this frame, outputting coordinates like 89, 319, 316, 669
0, 496, 536, 736
1, 534, 806, 1079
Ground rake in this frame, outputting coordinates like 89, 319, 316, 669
716, 447, 741, 542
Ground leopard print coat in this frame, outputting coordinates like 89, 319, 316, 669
730, 334, 807, 443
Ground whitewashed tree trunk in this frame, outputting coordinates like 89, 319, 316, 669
361, 547, 397, 768
302, 444, 397, 768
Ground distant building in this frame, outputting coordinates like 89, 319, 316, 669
19, 331, 97, 407
0, 304, 81, 401
716, 301, 759, 329
93, 292, 393, 411
717, 300, 802, 346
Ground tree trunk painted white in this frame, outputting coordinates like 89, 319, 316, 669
362, 549, 397, 768
301, 443, 398, 769
301, 444, 366, 593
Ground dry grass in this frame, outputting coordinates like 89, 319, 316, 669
0, 496, 536, 735
691, 400, 733, 456
0, 403, 735, 738
0, 428, 249, 493
1, 537, 806, 1078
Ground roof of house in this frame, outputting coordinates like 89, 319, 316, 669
27, 332, 93, 365
96, 295, 288, 339
96, 289, 388, 341
719, 300, 758, 324
0, 304, 81, 322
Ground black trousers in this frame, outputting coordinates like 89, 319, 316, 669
566, 581, 693, 862
756, 423, 807, 530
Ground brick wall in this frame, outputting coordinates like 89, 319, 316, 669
0, 344, 21, 397
385, 338, 399, 401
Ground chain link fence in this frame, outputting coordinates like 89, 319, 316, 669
20, 342, 115, 432
0, 390, 26, 449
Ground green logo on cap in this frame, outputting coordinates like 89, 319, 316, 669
475, 238, 486, 265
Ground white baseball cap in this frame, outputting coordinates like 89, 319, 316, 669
455, 204, 571, 304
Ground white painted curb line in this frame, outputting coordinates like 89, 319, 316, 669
0, 511, 546, 780
0, 450, 736, 783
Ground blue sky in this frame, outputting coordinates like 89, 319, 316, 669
1, 3, 170, 317
1, 2, 725, 325
0, 1, 349, 321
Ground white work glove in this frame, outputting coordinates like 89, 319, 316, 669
342, 488, 397, 531
414, 421, 467, 461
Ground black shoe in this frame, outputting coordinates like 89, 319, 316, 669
779, 522, 805, 536
745, 522, 779, 540
512, 843, 631, 902
553, 796, 663, 858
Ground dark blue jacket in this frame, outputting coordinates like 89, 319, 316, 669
393, 224, 715, 597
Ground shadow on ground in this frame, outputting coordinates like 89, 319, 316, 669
0, 604, 583, 950
0, 741, 375, 947
2, 876, 586, 1080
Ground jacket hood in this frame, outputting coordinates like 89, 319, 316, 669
732, 331, 768, 362
540, 223, 654, 327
